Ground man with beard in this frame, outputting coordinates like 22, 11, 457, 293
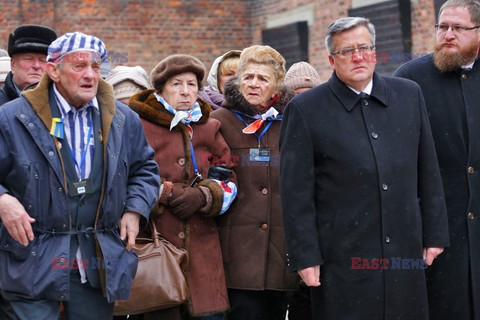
394, 0, 480, 319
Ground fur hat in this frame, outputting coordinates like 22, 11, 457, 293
285, 62, 321, 91
151, 54, 205, 92
8, 25, 57, 57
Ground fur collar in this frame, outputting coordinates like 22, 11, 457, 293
222, 77, 295, 117
22, 73, 116, 144
129, 89, 211, 128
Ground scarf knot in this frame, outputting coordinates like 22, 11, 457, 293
154, 93, 203, 131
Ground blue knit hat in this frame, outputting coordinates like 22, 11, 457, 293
47, 32, 107, 63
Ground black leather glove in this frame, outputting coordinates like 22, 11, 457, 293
168, 183, 206, 220
208, 166, 233, 181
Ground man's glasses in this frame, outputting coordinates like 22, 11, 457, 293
435, 24, 480, 34
331, 45, 375, 58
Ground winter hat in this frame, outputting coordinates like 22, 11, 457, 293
106, 66, 150, 89
151, 54, 205, 93
0, 56, 11, 82
111, 80, 146, 100
285, 62, 321, 91
8, 25, 57, 57
47, 32, 107, 63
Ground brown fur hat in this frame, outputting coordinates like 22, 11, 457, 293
150, 54, 206, 93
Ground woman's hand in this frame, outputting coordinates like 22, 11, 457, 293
168, 184, 206, 219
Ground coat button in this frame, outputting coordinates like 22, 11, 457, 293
462, 74, 467, 80
468, 166, 475, 174
260, 223, 268, 231
261, 187, 268, 195
57, 187, 63, 192
177, 158, 186, 166
178, 232, 185, 239
48, 151, 55, 156
468, 212, 475, 220
371, 132, 378, 139
382, 183, 388, 191
363, 100, 369, 106
385, 236, 391, 243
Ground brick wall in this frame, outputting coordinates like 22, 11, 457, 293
0, 0, 252, 80
0, 0, 437, 82
411, 0, 436, 55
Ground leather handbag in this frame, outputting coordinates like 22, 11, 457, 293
114, 221, 189, 315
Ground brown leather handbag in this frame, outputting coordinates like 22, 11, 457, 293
114, 221, 189, 315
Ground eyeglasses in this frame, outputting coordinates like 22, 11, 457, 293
435, 24, 480, 34
331, 45, 375, 57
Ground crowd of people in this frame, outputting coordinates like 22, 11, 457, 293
0, 0, 479, 319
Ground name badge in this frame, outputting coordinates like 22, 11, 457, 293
68, 179, 93, 197
249, 148, 270, 162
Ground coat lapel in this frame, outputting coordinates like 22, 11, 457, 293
328, 72, 388, 112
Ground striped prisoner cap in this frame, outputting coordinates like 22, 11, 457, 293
47, 32, 107, 63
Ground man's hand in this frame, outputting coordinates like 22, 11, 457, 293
423, 247, 444, 266
298, 265, 321, 287
0, 193, 35, 246
119, 212, 140, 251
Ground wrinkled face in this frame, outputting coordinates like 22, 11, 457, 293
434, 6, 480, 70
328, 26, 376, 92
11, 52, 47, 90
46, 51, 100, 108
218, 66, 238, 94
240, 63, 277, 110
160, 72, 198, 111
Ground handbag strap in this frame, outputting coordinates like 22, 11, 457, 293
149, 220, 162, 247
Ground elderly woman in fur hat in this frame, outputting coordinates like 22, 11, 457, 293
211, 45, 298, 320
128, 54, 237, 320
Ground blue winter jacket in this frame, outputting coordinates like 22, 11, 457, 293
0, 74, 160, 303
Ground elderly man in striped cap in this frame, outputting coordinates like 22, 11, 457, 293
0, 32, 160, 319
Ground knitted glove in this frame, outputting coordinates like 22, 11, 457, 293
168, 183, 206, 220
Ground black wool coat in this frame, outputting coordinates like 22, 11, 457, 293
279, 72, 449, 320
0, 72, 20, 106
395, 54, 480, 320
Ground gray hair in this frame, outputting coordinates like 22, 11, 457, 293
325, 17, 376, 54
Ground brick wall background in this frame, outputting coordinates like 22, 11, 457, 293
0, 0, 437, 83
0, 0, 252, 79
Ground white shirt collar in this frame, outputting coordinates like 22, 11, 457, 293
462, 60, 475, 70
53, 84, 99, 115
347, 78, 373, 95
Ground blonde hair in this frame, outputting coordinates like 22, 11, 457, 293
237, 45, 286, 87
218, 56, 240, 77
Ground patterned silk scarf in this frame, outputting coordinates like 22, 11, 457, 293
154, 93, 203, 131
